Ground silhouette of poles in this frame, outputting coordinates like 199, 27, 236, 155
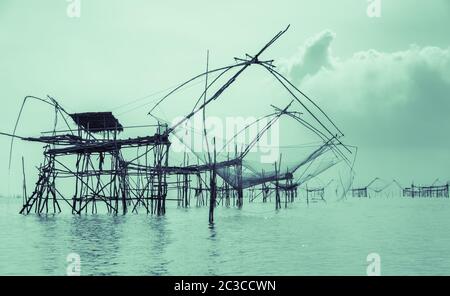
209, 138, 217, 224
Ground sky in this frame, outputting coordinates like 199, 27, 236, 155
0, 0, 449, 195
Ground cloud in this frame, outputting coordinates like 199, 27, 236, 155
284, 31, 450, 149
281, 30, 336, 85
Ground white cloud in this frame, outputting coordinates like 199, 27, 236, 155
281, 30, 336, 85
284, 31, 450, 148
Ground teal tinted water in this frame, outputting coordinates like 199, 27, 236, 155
0, 196, 449, 275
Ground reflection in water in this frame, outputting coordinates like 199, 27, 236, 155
144, 216, 171, 275
206, 223, 220, 275
35, 215, 61, 275
68, 214, 173, 275
2, 198, 450, 275
208, 224, 217, 240
69, 215, 125, 275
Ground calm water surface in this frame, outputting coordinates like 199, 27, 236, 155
0, 197, 449, 275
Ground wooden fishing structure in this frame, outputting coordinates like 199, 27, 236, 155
403, 183, 449, 198
351, 178, 382, 198
306, 187, 325, 203
350, 179, 450, 199
2, 26, 352, 223
15, 112, 173, 215
304, 179, 337, 203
